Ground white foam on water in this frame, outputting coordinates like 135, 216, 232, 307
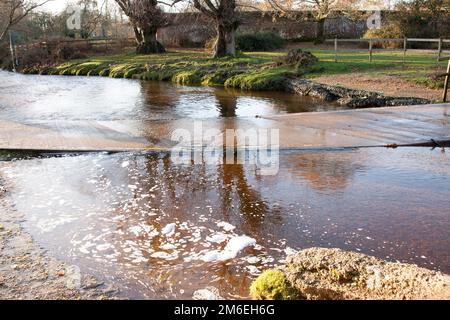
151, 251, 178, 260
200, 250, 222, 262
206, 233, 228, 244
246, 265, 261, 275
216, 221, 236, 232
160, 243, 177, 250
193, 287, 223, 300
200, 235, 256, 262
244, 256, 260, 264
161, 223, 176, 236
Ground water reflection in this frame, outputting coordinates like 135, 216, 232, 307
0, 70, 343, 122
215, 92, 237, 118
286, 151, 365, 192
1, 147, 449, 299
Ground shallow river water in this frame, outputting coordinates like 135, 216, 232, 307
0, 71, 449, 299
0, 70, 342, 121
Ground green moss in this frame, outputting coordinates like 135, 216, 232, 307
139, 69, 175, 81
39, 66, 54, 75
172, 70, 204, 85
59, 68, 72, 76
109, 64, 134, 78
140, 70, 159, 81
250, 270, 299, 300
123, 66, 146, 79
87, 64, 108, 76
98, 68, 110, 77
225, 67, 291, 91
40, 48, 446, 92
201, 70, 240, 86
47, 68, 60, 75
74, 62, 103, 76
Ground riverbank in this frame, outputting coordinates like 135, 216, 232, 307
312, 73, 443, 101
0, 177, 117, 299
251, 247, 450, 300
17, 48, 447, 104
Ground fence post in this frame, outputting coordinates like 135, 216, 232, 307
403, 37, 407, 64
437, 37, 442, 62
334, 37, 338, 63
443, 59, 450, 102
369, 39, 373, 62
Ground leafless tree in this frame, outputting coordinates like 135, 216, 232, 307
115, 0, 168, 53
190, 0, 239, 58
0, 0, 52, 42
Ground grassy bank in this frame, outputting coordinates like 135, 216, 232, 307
305, 49, 448, 89
22, 48, 448, 91
24, 50, 294, 91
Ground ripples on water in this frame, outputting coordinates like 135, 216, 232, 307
0, 71, 449, 299
0, 148, 449, 299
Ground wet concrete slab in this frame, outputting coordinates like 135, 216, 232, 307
1, 104, 449, 151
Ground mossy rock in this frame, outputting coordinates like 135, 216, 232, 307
250, 270, 299, 300
282, 49, 318, 68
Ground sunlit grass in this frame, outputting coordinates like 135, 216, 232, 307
40, 47, 448, 90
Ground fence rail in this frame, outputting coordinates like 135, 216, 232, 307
326, 37, 450, 63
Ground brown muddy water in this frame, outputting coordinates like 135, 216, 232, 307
0, 71, 449, 299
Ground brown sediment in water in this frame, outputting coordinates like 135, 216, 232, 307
1, 148, 449, 299
0, 177, 117, 300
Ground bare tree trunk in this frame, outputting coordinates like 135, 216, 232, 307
214, 21, 236, 58
133, 25, 143, 45
136, 25, 165, 54
315, 18, 326, 42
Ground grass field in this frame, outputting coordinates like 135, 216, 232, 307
305, 49, 448, 88
24, 47, 449, 91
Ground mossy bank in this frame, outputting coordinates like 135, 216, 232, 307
19, 48, 440, 107
21, 50, 297, 91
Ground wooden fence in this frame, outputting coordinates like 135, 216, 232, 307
440, 58, 450, 102
326, 38, 450, 63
